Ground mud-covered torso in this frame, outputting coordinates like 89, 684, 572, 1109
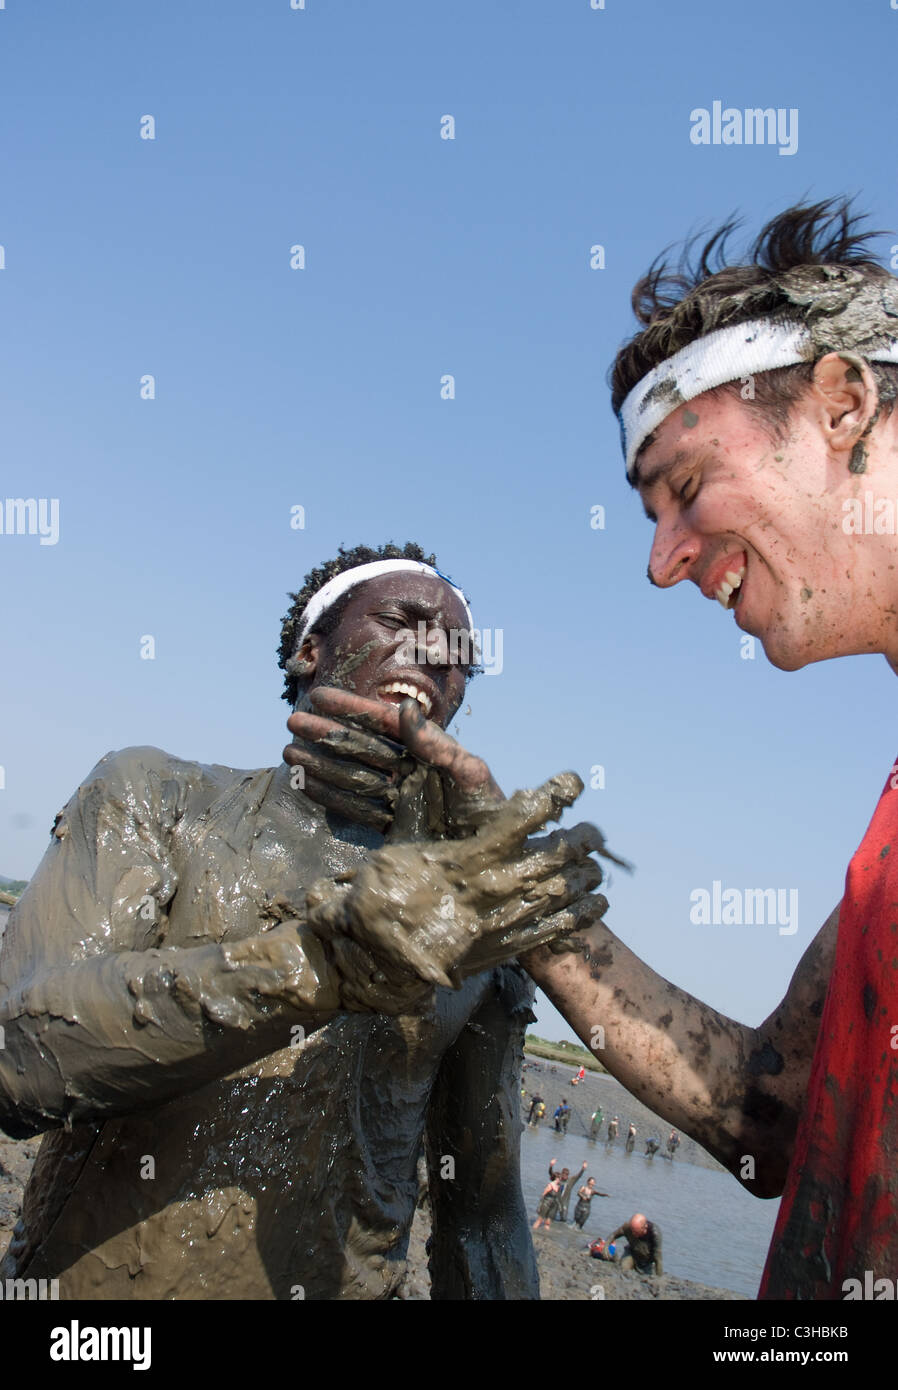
8, 755, 514, 1300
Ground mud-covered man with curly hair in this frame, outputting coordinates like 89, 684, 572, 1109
0, 542, 607, 1300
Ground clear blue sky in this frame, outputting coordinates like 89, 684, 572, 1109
2, 0, 898, 1040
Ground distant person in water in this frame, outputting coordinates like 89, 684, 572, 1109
558, 1160, 588, 1221
554, 1101, 571, 1133
645, 1136, 660, 1158
607, 1116, 619, 1143
625, 1122, 637, 1153
529, 1099, 546, 1128
667, 1130, 680, 1159
548, 1158, 586, 1222
573, 1176, 610, 1229
533, 1176, 562, 1230
547, 1160, 570, 1221
590, 1106, 604, 1139
527, 1093, 545, 1124
607, 1214, 663, 1277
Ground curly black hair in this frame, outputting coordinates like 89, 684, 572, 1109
278, 541, 446, 705
609, 195, 898, 469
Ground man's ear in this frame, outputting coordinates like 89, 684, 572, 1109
290, 633, 322, 682
811, 351, 880, 455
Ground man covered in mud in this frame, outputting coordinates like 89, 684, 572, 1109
0, 542, 607, 1300
607, 1214, 662, 1278
552, 1158, 587, 1223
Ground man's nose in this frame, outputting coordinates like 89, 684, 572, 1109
647, 521, 700, 588
404, 623, 452, 666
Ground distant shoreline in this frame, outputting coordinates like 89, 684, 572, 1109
524, 1036, 606, 1072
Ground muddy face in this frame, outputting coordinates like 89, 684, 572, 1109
294, 572, 472, 729
635, 369, 898, 671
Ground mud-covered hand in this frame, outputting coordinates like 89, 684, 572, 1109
282, 695, 413, 833
234, 905, 440, 1017
293, 687, 503, 838
304, 772, 608, 990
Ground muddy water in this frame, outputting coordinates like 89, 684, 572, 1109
521, 1072, 780, 1297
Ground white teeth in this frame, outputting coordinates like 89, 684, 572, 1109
715, 564, 745, 609
379, 681, 433, 716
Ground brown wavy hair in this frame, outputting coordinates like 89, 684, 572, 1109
610, 196, 898, 471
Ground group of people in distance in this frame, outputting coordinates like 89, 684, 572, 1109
534, 1158, 609, 1231
525, 1076, 681, 1159
527, 1067, 674, 1281
533, 1159, 662, 1278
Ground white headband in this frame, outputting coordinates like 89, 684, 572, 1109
618, 317, 898, 480
296, 559, 474, 646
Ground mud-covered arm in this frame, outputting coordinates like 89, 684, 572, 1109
523, 903, 840, 1198
425, 964, 539, 1301
563, 1168, 583, 1201
0, 749, 342, 1137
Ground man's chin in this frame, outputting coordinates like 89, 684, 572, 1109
737, 613, 807, 672
758, 628, 844, 673
761, 643, 807, 673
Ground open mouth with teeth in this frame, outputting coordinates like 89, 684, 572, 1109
376, 680, 434, 718
715, 562, 746, 610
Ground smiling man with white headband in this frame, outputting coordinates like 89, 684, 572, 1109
0, 539, 608, 1300
517, 198, 898, 1301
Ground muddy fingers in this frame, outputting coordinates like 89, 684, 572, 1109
468, 823, 606, 901
287, 711, 407, 773
283, 747, 398, 798
521, 822, 609, 873
467, 774, 584, 861
298, 772, 396, 831
477, 860, 604, 936
326, 935, 436, 1014
309, 687, 404, 738
397, 699, 497, 794
468, 892, 610, 973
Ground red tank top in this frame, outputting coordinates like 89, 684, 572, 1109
759, 759, 898, 1299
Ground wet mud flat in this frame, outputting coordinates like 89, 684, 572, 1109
0, 1133, 40, 1263
1, 1130, 739, 1299
0, 1051, 740, 1298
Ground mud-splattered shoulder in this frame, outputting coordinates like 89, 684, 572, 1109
65, 747, 270, 837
